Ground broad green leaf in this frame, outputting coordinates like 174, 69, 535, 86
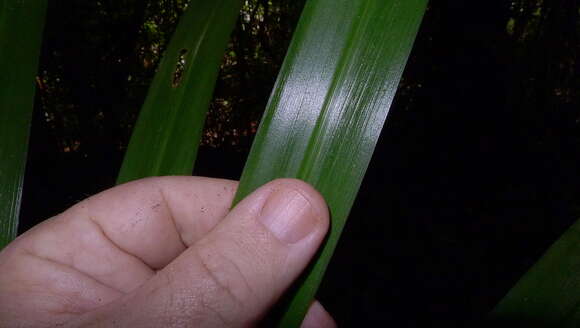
491, 219, 580, 327
233, 0, 428, 326
117, 0, 242, 184
0, 0, 47, 249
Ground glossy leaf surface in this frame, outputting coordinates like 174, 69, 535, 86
233, 0, 428, 326
117, 0, 242, 184
0, 0, 47, 248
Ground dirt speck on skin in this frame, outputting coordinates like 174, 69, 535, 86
200, 207, 206, 213
130, 217, 145, 228
129, 207, 146, 228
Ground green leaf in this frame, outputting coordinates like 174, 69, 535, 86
117, 0, 242, 184
0, 0, 47, 249
233, 0, 428, 326
491, 219, 580, 327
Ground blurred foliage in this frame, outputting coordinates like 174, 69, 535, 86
35, 0, 305, 155
204, 0, 305, 148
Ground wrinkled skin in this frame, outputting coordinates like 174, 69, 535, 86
0, 177, 335, 327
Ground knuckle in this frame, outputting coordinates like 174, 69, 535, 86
194, 246, 255, 309
150, 246, 261, 327
154, 269, 219, 328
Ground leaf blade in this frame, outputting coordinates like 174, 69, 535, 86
233, 0, 428, 325
0, 0, 47, 249
117, 0, 242, 184
491, 219, 580, 327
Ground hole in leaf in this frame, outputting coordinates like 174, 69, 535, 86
172, 48, 188, 88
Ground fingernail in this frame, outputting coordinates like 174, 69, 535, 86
260, 188, 319, 244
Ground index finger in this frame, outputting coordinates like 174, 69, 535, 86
11, 176, 237, 292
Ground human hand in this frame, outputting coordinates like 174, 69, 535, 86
0, 177, 335, 327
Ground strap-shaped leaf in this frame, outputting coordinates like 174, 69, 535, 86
0, 0, 47, 249
491, 219, 580, 327
117, 0, 242, 184
233, 0, 428, 326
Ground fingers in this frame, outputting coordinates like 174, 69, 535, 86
70, 176, 239, 268
11, 176, 237, 293
75, 179, 330, 327
302, 301, 337, 328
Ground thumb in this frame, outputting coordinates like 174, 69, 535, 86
79, 179, 329, 327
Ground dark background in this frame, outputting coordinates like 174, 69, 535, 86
19, 0, 580, 326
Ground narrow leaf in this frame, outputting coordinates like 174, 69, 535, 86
0, 0, 47, 249
117, 0, 242, 184
233, 0, 428, 326
491, 219, 580, 327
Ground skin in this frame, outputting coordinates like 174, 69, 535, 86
0, 177, 336, 327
